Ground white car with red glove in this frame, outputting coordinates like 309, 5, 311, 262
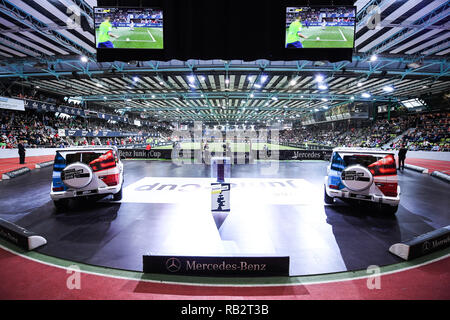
50, 146, 124, 210
324, 147, 400, 214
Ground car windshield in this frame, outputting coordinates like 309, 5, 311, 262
343, 155, 380, 168
65, 152, 105, 165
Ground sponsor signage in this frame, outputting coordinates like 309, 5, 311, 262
0, 218, 47, 250
117, 148, 332, 161
1, 167, 31, 180
119, 149, 169, 159
143, 255, 289, 276
0, 96, 25, 111
389, 225, 450, 260
407, 225, 450, 259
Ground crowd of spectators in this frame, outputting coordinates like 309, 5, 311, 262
0, 107, 171, 149
280, 111, 450, 152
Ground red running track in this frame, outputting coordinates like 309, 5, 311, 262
406, 158, 450, 174
0, 155, 54, 180
0, 247, 449, 300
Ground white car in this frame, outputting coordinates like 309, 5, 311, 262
50, 146, 124, 210
324, 147, 400, 214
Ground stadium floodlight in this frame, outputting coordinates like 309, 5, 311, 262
103, 96, 107, 100
318, 84, 327, 90
199, 76, 206, 81
250, 93, 254, 98
314, 108, 319, 112
300, 95, 304, 98
315, 74, 325, 82
133, 76, 139, 82
357, 82, 363, 87
35, 85, 40, 89
321, 98, 328, 102
383, 85, 394, 92
80, 56, 88, 63
271, 96, 278, 101
151, 94, 156, 98
254, 84, 262, 89
289, 80, 297, 86
350, 96, 355, 100
96, 83, 103, 87
248, 75, 254, 81
126, 99, 132, 101
260, 75, 268, 83
370, 54, 377, 62
362, 92, 371, 98
225, 78, 230, 85
189, 84, 196, 89
188, 75, 195, 83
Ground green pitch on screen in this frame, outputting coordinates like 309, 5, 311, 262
96, 27, 163, 49
286, 26, 354, 48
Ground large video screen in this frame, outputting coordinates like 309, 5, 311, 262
285, 6, 355, 49
94, 7, 163, 49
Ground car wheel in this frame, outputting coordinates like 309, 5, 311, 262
53, 199, 69, 212
324, 187, 334, 204
113, 186, 123, 201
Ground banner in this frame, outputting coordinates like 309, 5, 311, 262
24, 99, 85, 117
0, 96, 25, 111
143, 255, 289, 276
62, 129, 159, 137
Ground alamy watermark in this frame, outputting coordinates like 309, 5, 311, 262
66, 264, 81, 290
170, 121, 280, 175
366, 265, 381, 290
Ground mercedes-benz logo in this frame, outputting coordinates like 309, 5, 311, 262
165, 257, 181, 273
422, 241, 432, 252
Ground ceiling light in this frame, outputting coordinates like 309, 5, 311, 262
254, 84, 262, 89
250, 93, 254, 98
318, 84, 327, 90
188, 76, 195, 83
383, 85, 394, 92
80, 56, 88, 63
370, 54, 377, 62
271, 96, 278, 101
225, 79, 230, 85
289, 80, 297, 86
350, 96, 355, 100
260, 75, 268, 83
357, 82, 363, 87
96, 83, 103, 87
133, 76, 139, 82
362, 92, 371, 98
315, 74, 324, 82
321, 98, 328, 102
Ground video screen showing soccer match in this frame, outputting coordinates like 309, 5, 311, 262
94, 7, 163, 49
285, 6, 355, 49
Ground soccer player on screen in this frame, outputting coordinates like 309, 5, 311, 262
286, 15, 308, 48
97, 15, 119, 48
129, 20, 135, 31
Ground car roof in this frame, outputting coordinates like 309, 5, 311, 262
333, 147, 394, 154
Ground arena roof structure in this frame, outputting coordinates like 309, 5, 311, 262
0, 0, 449, 124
